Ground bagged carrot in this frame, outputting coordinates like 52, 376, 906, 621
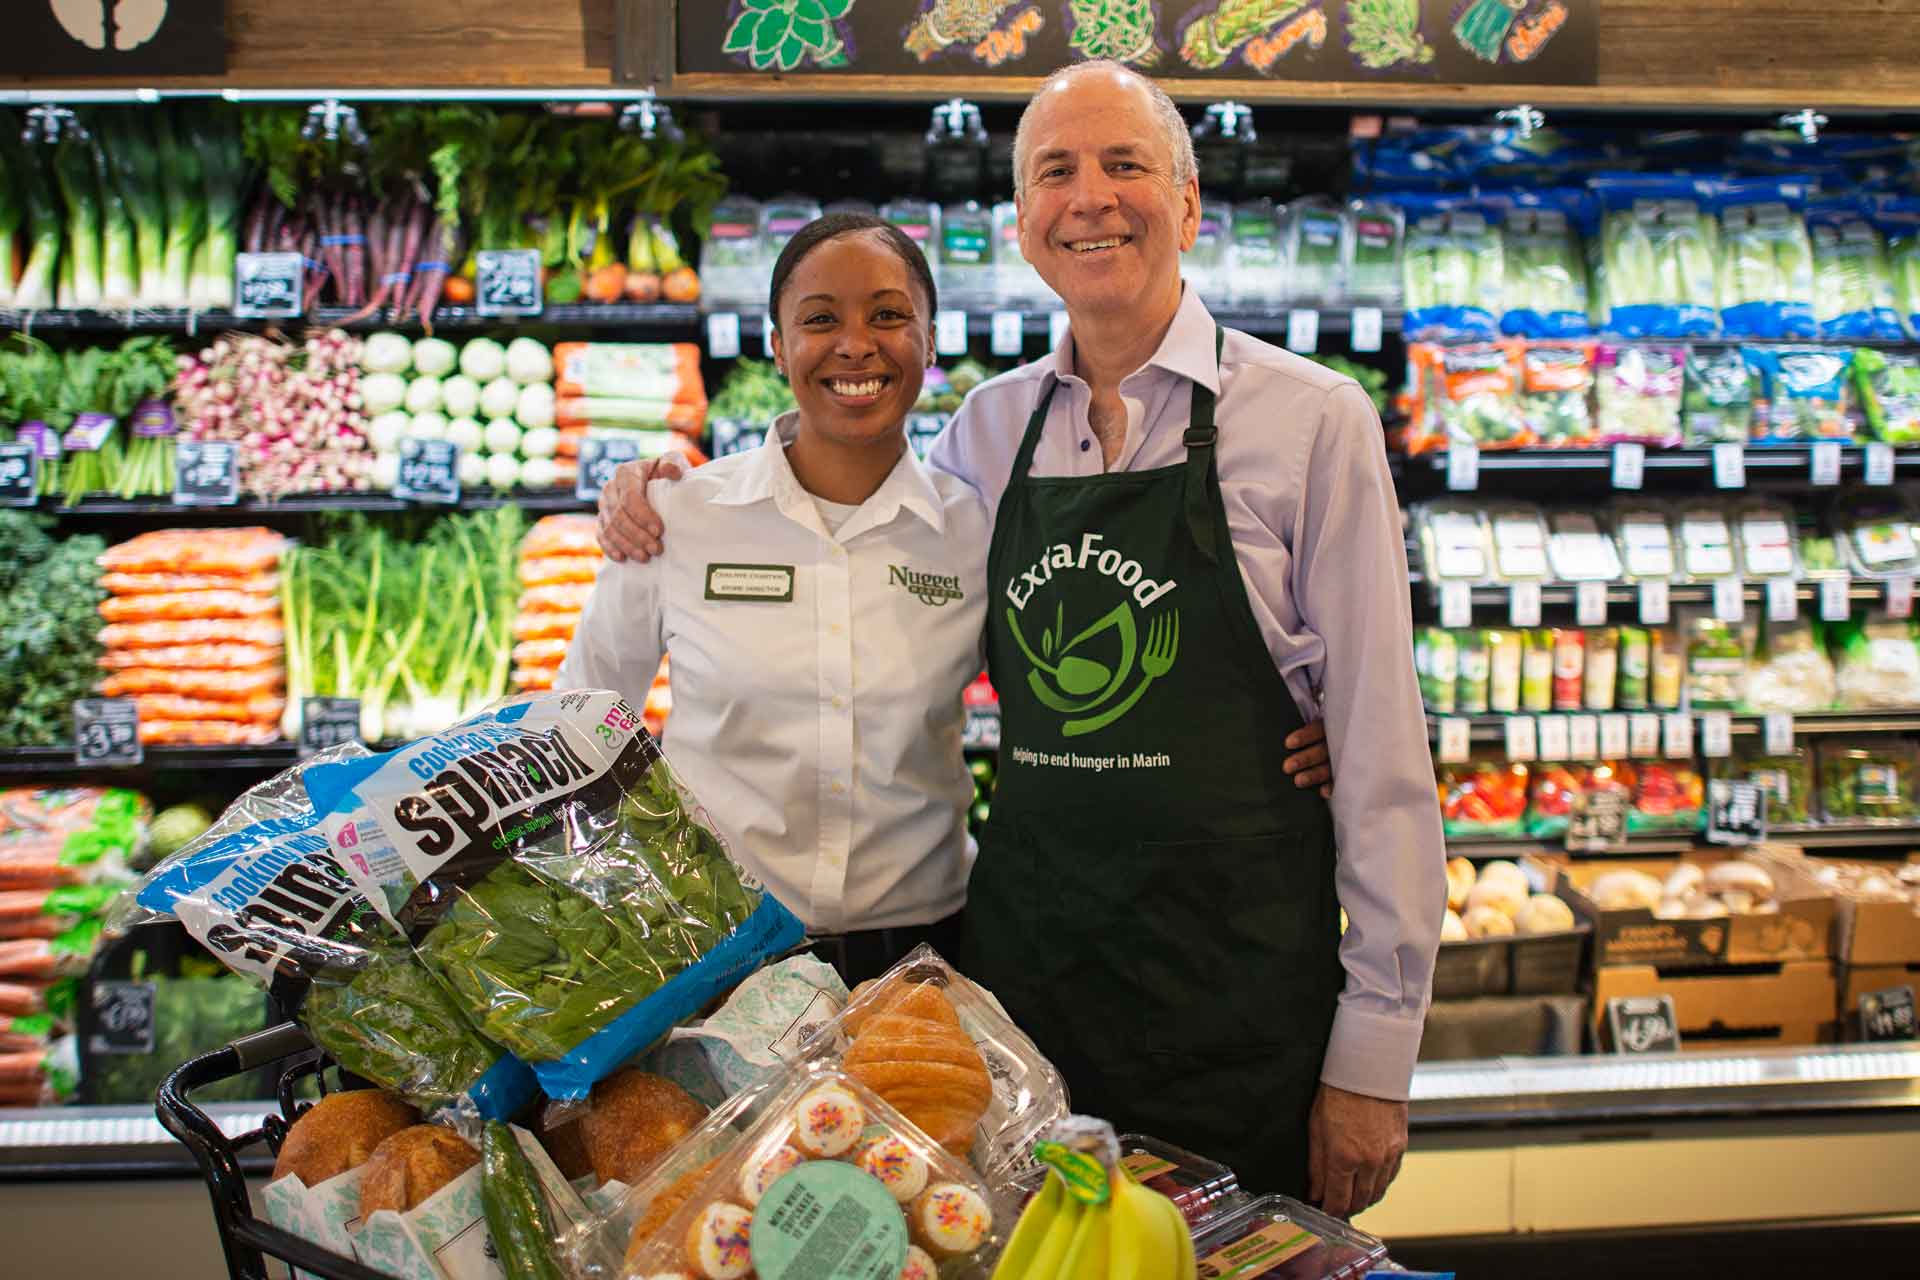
0, 926, 98, 980
518, 582, 595, 614
99, 666, 285, 699
510, 638, 570, 668
99, 619, 287, 648
518, 555, 603, 587
520, 514, 601, 559
139, 720, 283, 747
97, 528, 288, 576
99, 643, 285, 671
0, 1015, 52, 1053
101, 572, 280, 596
512, 612, 579, 642
133, 694, 286, 725
512, 665, 558, 691
553, 342, 705, 402
100, 591, 283, 623
0, 982, 45, 1017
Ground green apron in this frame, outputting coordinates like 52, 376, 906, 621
965, 331, 1342, 1197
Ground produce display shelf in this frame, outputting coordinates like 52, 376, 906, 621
1409, 577, 1901, 612
1443, 835, 1697, 859
1759, 823, 1920, 849
33, 489, 594, 518
1428, 709, 1920, 744
724, 305, 1405, 343
0, 304, 704, 336
0, 745, 306, 776
1402, 443, 1920, 479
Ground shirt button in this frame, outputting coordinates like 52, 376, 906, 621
1081, 439, 1091, 452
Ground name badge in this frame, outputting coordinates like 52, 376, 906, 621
706, 563, 795, 602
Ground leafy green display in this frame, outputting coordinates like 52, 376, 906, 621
87, 960, 266, 1106
1682, 348, 1755, 445
1347, 0, 1434, 69
1819, 742, 1920, 823
707, 358, 797, 424
0, 512, 106, 747
1854, 349, 1920, 444
1710, 750, 1813, 828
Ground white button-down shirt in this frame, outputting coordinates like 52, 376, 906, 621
557, 414, 990, 934
926, 284, 1447, 1103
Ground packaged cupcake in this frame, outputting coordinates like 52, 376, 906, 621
611, 1065, 1002, 1280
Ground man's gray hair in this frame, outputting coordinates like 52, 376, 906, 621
1012, 60, 1198, 201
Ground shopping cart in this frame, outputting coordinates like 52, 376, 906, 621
157, 1022, 398, 1280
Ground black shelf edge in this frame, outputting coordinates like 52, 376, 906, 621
1429, 709, 1920, 743
0, 304, 704, 336
1405, 443, 1920, 477
25, 488, 593, 517
0, 745, 300, 775
1412, 577, 1901, 610
1446, 824, 1920, 855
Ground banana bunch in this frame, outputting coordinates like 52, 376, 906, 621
993, 1163, 1195, 1280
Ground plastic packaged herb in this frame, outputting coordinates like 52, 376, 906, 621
1187, 200, 1233, 303
1837, 492, 1920, 578
1678, 504, 1737, 579
759, 195, 824, 259
1853, 349, 1920, 444
1282, 197, 1346, 303
1343, 200, 1404, 305
1548, 511, 1625, 582
1518, 342, 1597, 447
1488, 629, 1523, 713
1613, 502, 1677, 580
1416, 627, 1459, 713
1686, 616, 1747, 709
1735, 501, 1800, 579
1231, 198, 1283, 306
1711, 747, 1814, 827
1487, 504, 1551, 581
1520, 629, 1554, 712
1617, 626, 1651, 709
1819, 740, 1920, 824
1595, 344, 1686, 446
1456, 631, 1492, 713
1682, 348, 1755, 445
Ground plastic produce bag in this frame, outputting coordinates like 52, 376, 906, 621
1524, 763, 1586, 838
1343, 200, 1403, 304
1518, 342, 1597, 446
1745, 346, 1858, 442
1682, 348, 1756, 445
1836, 493, 1920, 579
1808, 202, 1905, 341
1595, 344, 1685, 446
1819, 741, 1920, 824
636, 954, 849, 1108
1744, 617, 1837, 713
1399, 194, 1503, 340
1440, 758, 1529, 838
1715, 178, 1818, 340
1589, 174, 1719, 339
1853, 349, 1920, 444
1710, 747, 1814, 827
1626, 760, 1705, 833
1280, 197, 1345, 303
1833, 615, 1920, 709
1496, 195, 1592, 339
1428, 342, 1530, 450
303, 690, 805, 1098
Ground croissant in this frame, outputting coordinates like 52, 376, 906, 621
842, 981, 993, 1156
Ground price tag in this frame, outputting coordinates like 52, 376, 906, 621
1865, 442, 1896, 486
474, 249, 543, 316
299, 697, 364, 756
1713, 442, 1746, 489
394, 438, 461, 504
1049, 310, 1071, 349
705, 312, 741, 359
1766, 577, 1798, 623
1509, 581, 1542, 628
73, 698, 141, 767
1638, 580, 1670, 625
575, 435, 643, 503
1601, 714, 1630, 759
762, 314, 778, 358
1576, 581, 1609, 626
990, 311, 1025, 357
1446, 442, 1480, 492
935, 310, 969, 356
962, 705, 1002, 751
0, 443, 37, 506
1700, 710, 1733, 759
1569, 714, 1599, 760
1440, 582, 1473, 629
172, 440, 239, 506
1705, 777, 1766, 846
1860, 986, 1918, 1043
1537, 715, 1570, 762
88, 980, 156, 1056
1764, 712, 1795, 756
1504, 715, 1538, 762
1713, 576, 1745, 622
1889, 575, 1915, 620
1567, 786, 1631, 852
1662, 712, 1693, 760
1437, 717, 1471, 763
232, 251, 303, 319
1612, 443, 1646, 490
1286, 308, 1320, 354
1350, 306, 1383, 353
1810, 440, 1843, 486
1820, 575, 1852, 622
1629, 713, 1662, 758
1607, 995, 1681, 1055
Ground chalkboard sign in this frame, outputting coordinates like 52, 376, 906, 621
0, 443, 36, 506
395, 439, 462, 504
1607, 995, 1681, 1055
710, 418, 768, 460
476, 250, 544, 317
299, 698, 364, 757
1706, 778, 1767, 846
73, 698, 142, 767
173, 440, 240, 506
577, 436, 644, 503
89, 981, 157, 1056
677, 1, 1597, 87
233, 252, 305, 320
963, 705, 1002, 751
1565, 786, 1630, 852
1860, 986, 1917, 1043
0, 1, 225, 77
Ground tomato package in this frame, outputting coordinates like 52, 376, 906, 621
1525, 764, 1591, 837
1629, 760, 1706, 832
1439, 759, 1529, 837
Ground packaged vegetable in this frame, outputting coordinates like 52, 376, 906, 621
1745, 346, 1858, 442
1687, 616, 1747, 709
1744, 616, 1837, 713
1229, 199, 1283, 306
302, 690, 804, 1098
1678, 504, 1738, 579
99, 571, 279, 597
1417, 504, 1494, 583
97, 642, 283, 671
97, 666, 283, 699
1818, 741, 1920, 824
1416, 627, 1456, 714
1189, 1193, 1386, 1280
1497, 198, 1592, 339
1618, 626, 1651, 709
1735, 501, 1800, 579
1343, 200, 1403, 304
95, 528, 288, 577
1552, 628, 1585, 711
139, 720, 283, 747
1428, 342, 1529, 450
1832, 614, 1920, 708
1711, 747, 1814, 827
1486, 504, 1551, 581
1525, 764, 1589, 838
1517, 342, 1597, 446
1400, 196, 1504, 340
1594, 344, 1686, 446
1589, 175, 1719, 339
1439, 758, 1529, 837
1799, 533, 1847, 579
1808, 203, 1905, 341
1836, 492, 1920, 578
1520, 629, 1553, 711
1715, 179, 1818, 340
1853, 349, 1920, 445
1613, 503, 1677, 581
1456, 631, 1491, 713
1280, 197, 1346, 302
97, 618, 285, 648
1585, 627, 1619, 710
98, 590, 282, 623
1682, 348, 1756, 445
1548, 511, 1624, 582
1487, 629, 1523, 713
1627, 760, 1706, 832
553, 344, 706, 405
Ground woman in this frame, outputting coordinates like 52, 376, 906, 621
559, 213, 1330, 983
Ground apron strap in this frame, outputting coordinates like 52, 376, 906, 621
1010, 378, 1060, 484
1182, 327, 1225, 565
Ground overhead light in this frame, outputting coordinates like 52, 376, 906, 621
1494, 104, 1546, 141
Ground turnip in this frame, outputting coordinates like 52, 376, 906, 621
361, 372, 408, 417
486, 452, 521, 490
360, 331, 413, 375
479, 376, 519, 421
458, 448, 489, 489
404, 376, 444, 416
521, 456, 559, 489
412, 337, 458, 379
505, 337, 554, 385
441, 374, 481, 420
372, 451, 401, 489
368, 411, 409, 453
407, 411, 448, 441
445, 416, 485, 453
520, 425, 560, 460
515, 382, 556, 430
460, 337, 507, 383
483, 417, 523, 457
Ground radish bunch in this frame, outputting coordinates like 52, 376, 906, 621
171, 328, 375, 499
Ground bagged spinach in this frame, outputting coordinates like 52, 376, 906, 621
1682, 348, 1756, 445
1853, 348, 1920, 445
304, 690, 804, 1099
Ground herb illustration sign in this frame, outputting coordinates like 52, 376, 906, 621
681, 1, 1597, 83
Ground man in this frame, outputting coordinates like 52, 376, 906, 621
599, 61, 1443, 1218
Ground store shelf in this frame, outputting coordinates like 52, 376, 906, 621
0, 304, 704, 337
1430, 710, 1920, 745
31, 488, 594, 518
1762, 823, 1920, 849
0, 1101, 273, 1180
724, 305, 1404, 344
1411, 577, 1902, 614
1445, 835, 1697, 859
1401, 443, 1920, 482
0, 745, 304, 776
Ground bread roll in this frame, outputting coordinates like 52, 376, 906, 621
1446, 857, 1477, 912
272, 1091, 419, 1186
1514, 894, 1575, 935
358, 1125, 480, 1218
1440, 908, 1469, 942
1478, 860, 1530, 899
533, 1105, 594, 1183
1464, 879, 1527, 920
581, 1069, 709, 1187
1590, 869, 1663, 912
1463, 905, 1516, 938
1705, 861, 1775, 902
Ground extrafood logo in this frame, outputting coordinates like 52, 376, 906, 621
1004, 532, 1179, 739
889, 564, 965, 607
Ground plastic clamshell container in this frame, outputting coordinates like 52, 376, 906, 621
1547, 511, 1625, 582
1115, 1133, 1242, 1229
1418, 503, 1495, 584
1838, 493, 1920, 578
1677, 503, 1738, 580
1734, 500, 1801, 579
1485, 504, 1552, 582
1191, 1193, 1389, 1279
1612, 501, 1677, 581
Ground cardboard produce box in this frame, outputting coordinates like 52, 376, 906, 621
1749, 847, 1920, 966
1551, 853, 1834, 970
1592, 960, 1838, 1050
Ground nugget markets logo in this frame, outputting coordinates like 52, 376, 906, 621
1004, 533, 1179, 739
890, 564, 965, 607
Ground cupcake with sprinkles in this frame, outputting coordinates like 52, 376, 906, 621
853, 1131, 930, 1204
909, 1182, 993, 1259
737, 1142, 807, 1208
789, 1083, 866, 1159
897, 1245, 939, 1280
682, 1202, 753, 1280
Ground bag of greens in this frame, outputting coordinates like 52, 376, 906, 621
303, 690, 804, 1099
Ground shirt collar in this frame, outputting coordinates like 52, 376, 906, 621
709, 412, 946, 536
1044, 283, 1221, 396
